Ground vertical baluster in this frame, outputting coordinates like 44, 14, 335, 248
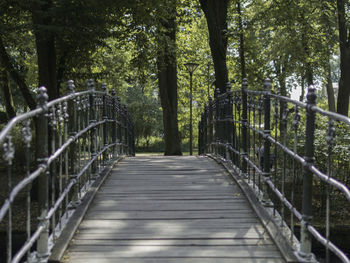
62, 101, 69, 218
325, 120, 336, 263
299, 86, 316, 261
82, 96, 88, 185
67, 80, 79, 207
281, 105, 289, 223
291, 105, 300, 244
237, 91, 242, 169
208, 97, 213, 154
76, 95, 82, 197
99, 94, 103, 165
111, 89, 116, 158
204, 105, 208, 154
262, 79, 272, 207
225, 83, 233, 160
3, 135, 14, 263
241, 79, 248, 176
214, 88, 220, 156
258, 94, 263, 191
123, 105, 128, 155
36, 86, 49, 262
88, 80, 97, 180
49, 106, 57, 241
22, 120, 32, 261
273, 98, 279, 217
56, 104, 63, 229
102, 84, 108, 164
247, 94, 252, 182
233, 92, 238, 165
252, 95, 257, 189
117, 97, 122, 155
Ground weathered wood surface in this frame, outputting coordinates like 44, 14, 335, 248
63, 156, 286, 263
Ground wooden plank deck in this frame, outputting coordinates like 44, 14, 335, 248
63, 156, 286, 263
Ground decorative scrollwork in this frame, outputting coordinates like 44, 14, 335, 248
63, 101, 69, 122
2, 135, 15, 165
37, 86, 48, 110
22, 120, 32, 147
67, 80, 75, 94
76, 95, 81, 112
326, 120, 336, 146
49, 106, 57, 129
292, 106, 300, 129
57, 103, 63, 124
281, 105, 289, 124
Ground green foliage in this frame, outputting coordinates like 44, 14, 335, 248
0, 0, 346, 151
126, 86, 163, 145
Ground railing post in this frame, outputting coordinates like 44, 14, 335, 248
262, 78, 272, 206
225, 82, 233, 161
102, 83, 108, 164
203, 106, 207, 153
36, 87, 49, 262
111, 89, 117, 158
117, 97, 122, 155
299, 86, 316, 261
214, 88, 220, 156
241, 78, 248, 175
208, 96, 213, 153
67, 80, 80, 207
88, 79, 97, 179
123, 105, 128, 154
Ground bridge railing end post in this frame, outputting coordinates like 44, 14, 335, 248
298, 86, 317, 261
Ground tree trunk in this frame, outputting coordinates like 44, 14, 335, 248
199, 0, 229, 92
0, 68, 16, 119
31, 0, 58, 101
336, 0, 350, 116
0, 37, 36, 110
326, 59, 336, 112
157, 4, 182, 156
237, 0, 246, 80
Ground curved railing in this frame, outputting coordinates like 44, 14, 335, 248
198, 79, 350, 263
0, 80, 134, 263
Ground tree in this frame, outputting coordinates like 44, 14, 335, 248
0, 2, 36, 110
0, 67, 15, 119
31, 0, 58, 100
336, 0, 350, 116
157, 0, 182, 155
199, 0, 230, 92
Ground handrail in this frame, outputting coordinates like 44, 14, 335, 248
0, 79, 134, 263
198, 79, 350, 263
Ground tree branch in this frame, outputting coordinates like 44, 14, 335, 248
0, 37, 36, 110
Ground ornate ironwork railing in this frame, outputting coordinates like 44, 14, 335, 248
0, 80, 134, 263
198, 79, 350, 263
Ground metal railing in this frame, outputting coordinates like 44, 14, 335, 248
0, 79, 134, 263
198, 79, 350, 263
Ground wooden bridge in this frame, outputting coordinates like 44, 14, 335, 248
1, 80, 350, 263
60, 156, 292, 263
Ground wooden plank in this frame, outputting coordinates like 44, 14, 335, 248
63, 156, 285, 263
75, 224, 266, 234
89, 202, 249, 211
73, 230, 268, 240
103, 181, 233, 186
79, 218, 261, 228
67, 245, 281, 257
64, 257, 285, 263
84, 210, 257, 220
71, 238, 273, 246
